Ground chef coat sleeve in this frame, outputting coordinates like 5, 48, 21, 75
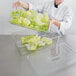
28, 1, 49, 13
59, 7, 73, 35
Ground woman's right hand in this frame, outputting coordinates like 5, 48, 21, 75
13, 1, 29, 10
13, 1, 23, 8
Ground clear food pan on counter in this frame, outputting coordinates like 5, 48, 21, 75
12, 31, 60, 56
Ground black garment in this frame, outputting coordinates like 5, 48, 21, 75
54, 3, 58, 8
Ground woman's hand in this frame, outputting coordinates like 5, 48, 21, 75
49, 19, 61, 28
13, 1, 29, 10
13, 1, 22, 8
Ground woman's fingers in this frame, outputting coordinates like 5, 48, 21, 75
13, 1, 21, 8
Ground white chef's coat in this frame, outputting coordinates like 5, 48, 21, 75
28, 0, 73, 35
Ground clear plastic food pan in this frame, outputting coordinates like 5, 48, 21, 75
12, 31, 60, 56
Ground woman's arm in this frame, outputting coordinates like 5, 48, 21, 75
13, 1, 50, 13
49, 8, 73, 35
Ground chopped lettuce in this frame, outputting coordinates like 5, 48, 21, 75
10, 9, 50, 32
21, 35, 52, 52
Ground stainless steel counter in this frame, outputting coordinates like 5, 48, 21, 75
0, 35, 76, 76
